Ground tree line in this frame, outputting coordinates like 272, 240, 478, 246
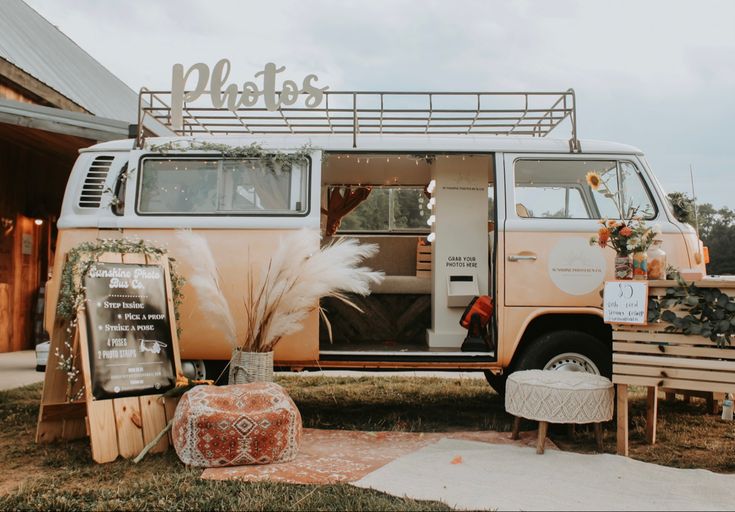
668, 192, 734, 275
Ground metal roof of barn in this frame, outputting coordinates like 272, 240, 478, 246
0, 0, 139, 123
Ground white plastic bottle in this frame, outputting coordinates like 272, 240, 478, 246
722, 394, 734, 421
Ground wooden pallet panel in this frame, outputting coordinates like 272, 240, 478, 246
612, 375, 735, 394
140, 394, 169, 454
88, 400, 119, 463
612, 341, 735, 360
613, 331, 725, 346
113, 397, 145, 459
613, 364, 735, 384
613, 353, 735, 372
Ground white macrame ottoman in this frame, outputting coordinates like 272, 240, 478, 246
505, 369, 614, 454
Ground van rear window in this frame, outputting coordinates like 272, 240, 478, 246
137, 158, 308, 215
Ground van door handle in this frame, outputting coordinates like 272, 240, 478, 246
508, 254, 537, 262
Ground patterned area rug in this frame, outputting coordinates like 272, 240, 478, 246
201, 428, 552, 484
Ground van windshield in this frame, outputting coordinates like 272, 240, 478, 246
137, 158, 308, 215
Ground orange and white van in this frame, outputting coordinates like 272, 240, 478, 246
45, 88, 706, 392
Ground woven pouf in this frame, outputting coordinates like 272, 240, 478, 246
505, 370, 614, 454
172, 382, 302, 467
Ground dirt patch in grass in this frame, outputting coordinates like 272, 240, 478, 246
1, 376, 734, 510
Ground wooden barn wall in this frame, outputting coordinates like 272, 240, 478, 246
0, 137, 77, 352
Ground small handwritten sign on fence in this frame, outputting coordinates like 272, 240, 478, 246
603, 281, 649, 325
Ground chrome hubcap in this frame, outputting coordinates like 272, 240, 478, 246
543, 352, 599, 374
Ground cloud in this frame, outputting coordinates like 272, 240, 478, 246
23, 0, 735, 208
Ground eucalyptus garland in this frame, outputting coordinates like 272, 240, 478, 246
147, 141, 314, 172
648, 276, 735, 348
57, 238, 184, 324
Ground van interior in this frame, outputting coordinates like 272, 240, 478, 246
319, 152, 496, 360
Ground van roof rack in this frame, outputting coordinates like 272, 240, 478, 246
137, 88, 580, 152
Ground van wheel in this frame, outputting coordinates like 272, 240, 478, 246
484, 371, 508, 396
512, 330, 611, 377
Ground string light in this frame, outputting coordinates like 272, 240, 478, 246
427, 215, 435, 226
427, 232, 436, 243
426, 179, 436, 194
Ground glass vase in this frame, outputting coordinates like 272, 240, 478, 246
632, 251, 648, 280
615, 253, 633, 280
647, 240, 667, 280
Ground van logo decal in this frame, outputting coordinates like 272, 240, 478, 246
547, 238, 606, 296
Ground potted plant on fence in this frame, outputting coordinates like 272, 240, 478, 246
176, 229, 383, 383
586, 170, 657, 279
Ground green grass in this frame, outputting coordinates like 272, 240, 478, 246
2, 375, 734, 510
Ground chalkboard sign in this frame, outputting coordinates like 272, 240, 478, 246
603, 280, 649, 325
83, 262, 176, 399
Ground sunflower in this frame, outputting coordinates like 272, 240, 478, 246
585, 171, 602, 190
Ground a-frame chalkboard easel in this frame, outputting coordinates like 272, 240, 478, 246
36, 251, 183, 463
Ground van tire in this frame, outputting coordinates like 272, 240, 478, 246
512, 330, 612, 378
484, 371, 508, 396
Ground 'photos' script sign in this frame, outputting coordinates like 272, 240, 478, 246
170, 60, 329, 130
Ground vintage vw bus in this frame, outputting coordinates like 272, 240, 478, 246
44, 88, 706, 392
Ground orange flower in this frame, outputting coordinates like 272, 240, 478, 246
620, 226, 633, 237
586, 171, 602, 190
597, 227, 610, 247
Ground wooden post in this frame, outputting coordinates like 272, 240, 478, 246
511, 416, 521, 440
616, 384, 629, 456
706, 392, 718, 415
536, 421, 548, 454
646, 386, 658, 444
0, 283, 10, 352
594, 423, 604, 452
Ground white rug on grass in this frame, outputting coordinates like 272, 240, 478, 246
353, 438, 735, 511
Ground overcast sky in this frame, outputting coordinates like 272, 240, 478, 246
24, 0, 735, 209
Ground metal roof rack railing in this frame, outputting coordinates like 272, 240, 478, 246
136, 89, 579, 151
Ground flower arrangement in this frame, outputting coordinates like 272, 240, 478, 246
585, 170, 657, 256
589, 217, 657, 256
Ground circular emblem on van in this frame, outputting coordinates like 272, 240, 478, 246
547, 238, 606, 296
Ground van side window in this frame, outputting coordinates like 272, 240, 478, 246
137, 158, 308, 215
335, 186, 429, 233
513, 159, 656, 219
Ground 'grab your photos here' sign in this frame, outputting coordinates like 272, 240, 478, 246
603, 281, 649, 325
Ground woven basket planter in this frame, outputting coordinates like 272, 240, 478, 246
229, 350, 274, 384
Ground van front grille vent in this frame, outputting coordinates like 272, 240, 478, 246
78, 155, 115, 208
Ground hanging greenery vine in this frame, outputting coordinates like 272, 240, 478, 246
147, 141, 314, 172
55, 238, 185, 401
648, 276, 735, 348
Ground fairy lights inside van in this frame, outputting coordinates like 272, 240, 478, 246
137, 158, 309, 215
